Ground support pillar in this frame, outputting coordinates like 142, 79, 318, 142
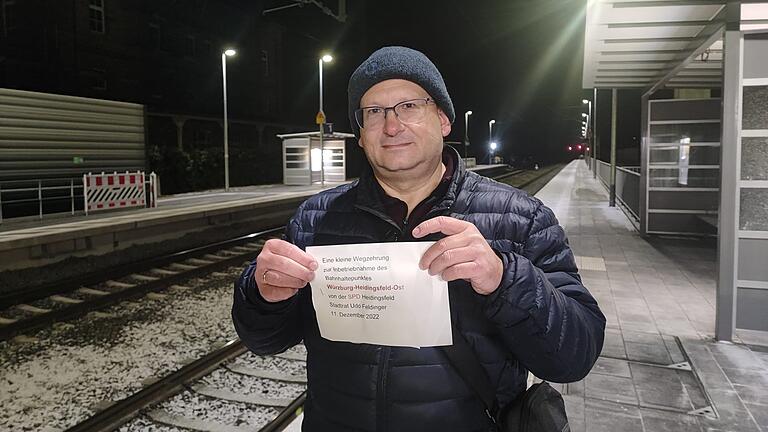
716, 16, 742, 342
639, 93, 649, 235
609, 88, 617, 207
173, 117, 187, 151
593, 89, 599, 179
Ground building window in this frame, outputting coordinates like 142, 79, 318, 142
148, 24, 160, 48
1, 0, 16, 36
89, 0, 105, 34
193, 129, 211, 148
201, 40, 212, 57
262, 93, 270, 113
88, 69, 107, 90
261, 50, 269, 77
184, 35, 195, 57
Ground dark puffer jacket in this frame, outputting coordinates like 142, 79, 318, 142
232, 150, 605, 432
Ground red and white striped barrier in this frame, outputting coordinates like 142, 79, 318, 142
83, 171, 157, 215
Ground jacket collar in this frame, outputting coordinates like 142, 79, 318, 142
354, 145, 467, 217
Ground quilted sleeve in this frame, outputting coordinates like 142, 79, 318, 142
231, 215, 304, 355
482, 202, 606, 382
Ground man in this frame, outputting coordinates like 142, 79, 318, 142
233, 46, 605, 431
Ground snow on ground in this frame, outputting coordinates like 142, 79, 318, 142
0, 269, 244, 431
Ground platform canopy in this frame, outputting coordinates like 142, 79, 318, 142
582, 0, 729, 92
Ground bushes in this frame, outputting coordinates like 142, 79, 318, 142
147, 144, 224, 195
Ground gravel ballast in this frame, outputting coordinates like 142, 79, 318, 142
0, 268, 304, 431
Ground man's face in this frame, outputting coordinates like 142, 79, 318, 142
358, 79, 451, 176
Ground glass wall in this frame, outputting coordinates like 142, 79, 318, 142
645, 98, 721, 235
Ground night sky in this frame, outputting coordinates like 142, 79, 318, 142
264, 0, 595, 165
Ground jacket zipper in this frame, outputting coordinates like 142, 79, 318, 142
354, 205, 403, 239
355, 204, 401, 432
376, 346, 392, 431
357, 205, 452, 431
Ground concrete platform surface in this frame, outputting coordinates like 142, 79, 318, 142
0, 164, 508, 240
0, 182, 342, 240
537, 160, 768, 432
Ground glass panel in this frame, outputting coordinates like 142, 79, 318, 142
649, 191, 719, 211
742, 86, 768, 130
650, 99, 720, 122
740, 188, 768, 231
650, 123, 721, 144
736, 289, 768, 331
650, 145, 720, 165
648, 213, 717, 235
739, 239, 768, 281
742, 137, 768, 180
616, 170, 640, 216
649, 168, 720, 188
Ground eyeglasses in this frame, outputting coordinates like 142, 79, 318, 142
354, 98, 435, 129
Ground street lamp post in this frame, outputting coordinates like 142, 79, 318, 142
488, 119, 495, 164
318, 54, 333, 186
490, 141, 497, 165
464, 110, 472, 158
221, 48, 236, 191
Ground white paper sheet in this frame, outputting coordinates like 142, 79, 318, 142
306, 242, 452, 348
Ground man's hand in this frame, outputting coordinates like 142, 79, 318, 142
255, 239, 317, 302
412, 216, 503, 295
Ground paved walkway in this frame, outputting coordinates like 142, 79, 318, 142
535, 160, 768, 431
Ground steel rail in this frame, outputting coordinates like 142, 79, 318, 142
0, 227, 284, 341
64, 339, 248, 432
0, 226, 285, 309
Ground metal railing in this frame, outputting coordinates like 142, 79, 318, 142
595, 160, 641, 224
0, 175, 157, 224
0, 178, 84, 223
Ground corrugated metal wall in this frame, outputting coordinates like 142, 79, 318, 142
0, 88, 145, 181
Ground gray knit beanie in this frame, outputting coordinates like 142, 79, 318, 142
347, 46, 455, 137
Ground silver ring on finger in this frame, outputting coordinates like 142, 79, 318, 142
262, 270, 270, 283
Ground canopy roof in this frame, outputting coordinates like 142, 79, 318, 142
582, 0, 727, 92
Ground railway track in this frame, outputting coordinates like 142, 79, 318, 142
1, 165, 564, 432
66, 341, 308, 432
0, 227, 286, 342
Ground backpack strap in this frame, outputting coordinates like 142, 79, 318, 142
440, 324, 499, 418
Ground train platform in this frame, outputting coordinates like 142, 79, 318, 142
0, 182, 341, 235
0, 165, 507, 290
536, 160, 768, 431
0, 163, 510, 235
0, 182, 332, 279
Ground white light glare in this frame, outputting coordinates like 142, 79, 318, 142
311, 148, 334, 172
